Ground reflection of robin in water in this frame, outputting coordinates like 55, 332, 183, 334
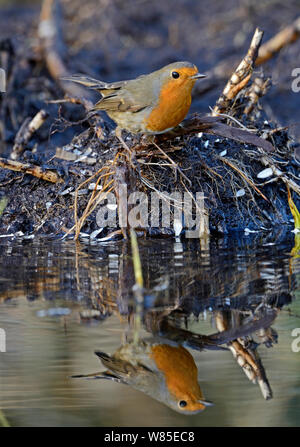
62, 62, 205, 147
72, 340, 213, 415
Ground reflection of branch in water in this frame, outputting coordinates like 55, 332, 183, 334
145, 304, 277, 400
146, 306, 277, 347
72, 303, 279, 415
214, 308, 276, 400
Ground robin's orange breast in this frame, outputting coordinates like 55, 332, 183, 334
150, 344, 204, 404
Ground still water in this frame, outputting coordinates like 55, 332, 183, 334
0, 232, 299, 427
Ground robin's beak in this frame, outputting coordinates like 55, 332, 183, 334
190, 73, 206, 80
198, 399, 214, 407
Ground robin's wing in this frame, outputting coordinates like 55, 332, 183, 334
95, 351, 154, 379
61, 74, 149, 112
91, 91, 148, 113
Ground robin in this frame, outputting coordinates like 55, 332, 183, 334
62, 62, 206, 147
72, 340, 213, 415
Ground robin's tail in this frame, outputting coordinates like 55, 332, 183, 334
71, 352, 126, 383
61, 74, 108, 90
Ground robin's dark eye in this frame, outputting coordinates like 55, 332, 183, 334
172, 71, 180, 79
179, 400, 187, 408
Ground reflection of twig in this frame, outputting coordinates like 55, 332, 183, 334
130, 229, 144, 343
0, 410, 10, 427
215, 310, 273, 400
213, 28, 264, 115
130, 229, 144, 290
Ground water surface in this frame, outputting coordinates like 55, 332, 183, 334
0, 233, 299, 426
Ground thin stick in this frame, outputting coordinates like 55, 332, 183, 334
189, 18, 300, 98
47, 96, 93, 109
152, 140, 192, 186
0, 157, 62, 183
213, 28, 264, 115
244, 76, 271, 115
38, 0, 93, 100
155, 115, 275, 153
73, 166, 108, 235
74, 173, 114, 239
209, 107, 256, 132
11, 110, 49, 160
256, 17, 300, 65
260, 155, 300, 196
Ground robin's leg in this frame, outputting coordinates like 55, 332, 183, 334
115, 126, 131, 154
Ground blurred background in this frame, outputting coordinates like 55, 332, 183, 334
0, 0, 299, 139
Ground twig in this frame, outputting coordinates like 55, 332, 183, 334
244, 76, 271, 115
10, 110, 49, 160
160, 114, 274, 153
260, 155, 300, 196
38, 0, 93, 100
151, 140, 192, 186
194, 18, 300, 99
213, 28, 264, 115
55, 147, 96, 164
47, 96, 94, 110
256, 17, 300, 65
209, 107, 256, 131
0, 157, 62, 183
74, 171, 115, 239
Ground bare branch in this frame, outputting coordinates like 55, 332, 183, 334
213, 28, 264, 115
256, 17, 300, 65
10, 110, 49, 160
0, 157, 62, 183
